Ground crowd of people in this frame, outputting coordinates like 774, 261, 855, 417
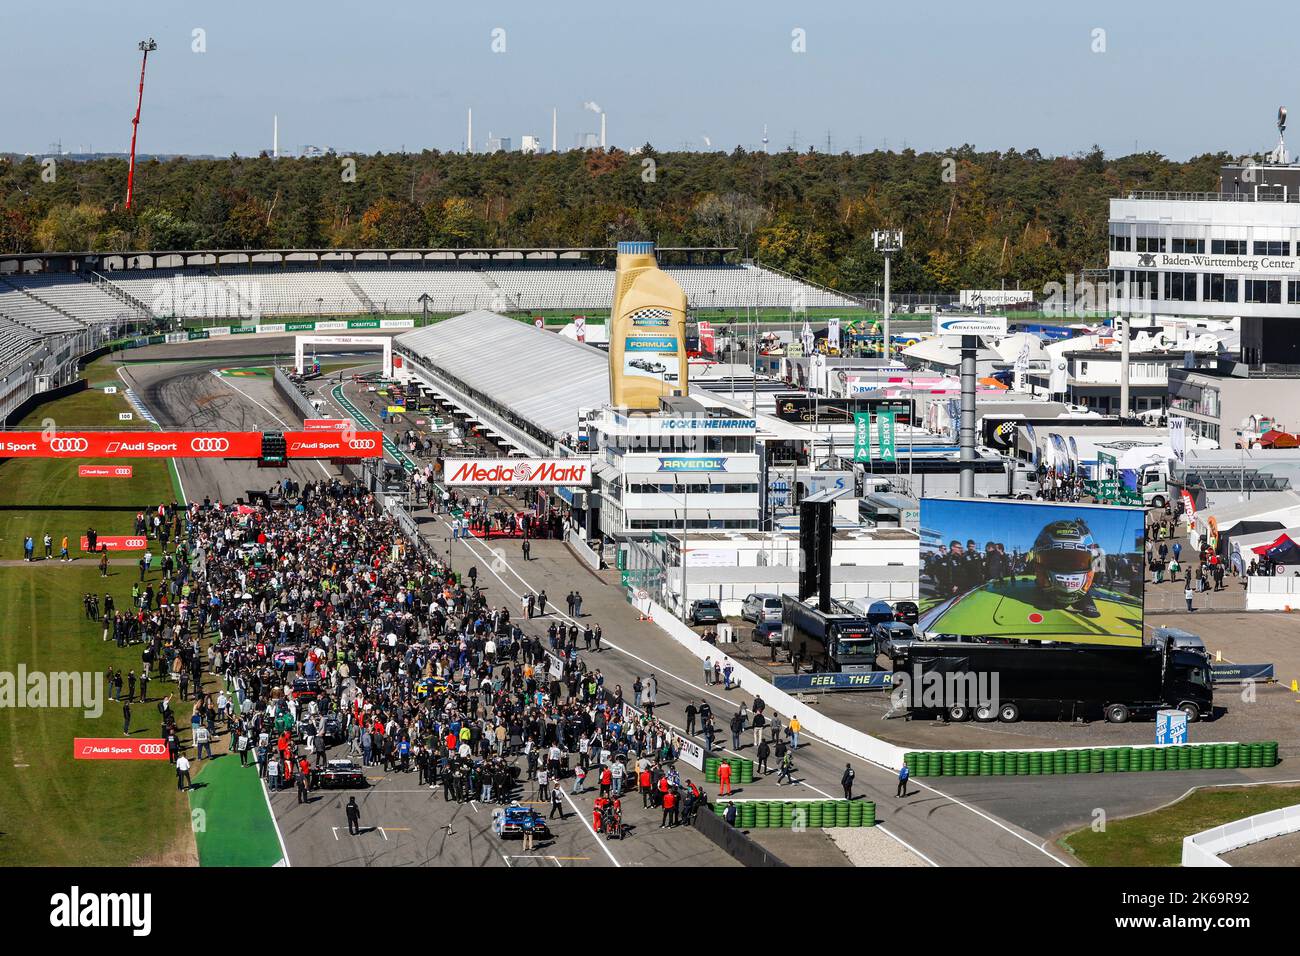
112, 477, 726, 850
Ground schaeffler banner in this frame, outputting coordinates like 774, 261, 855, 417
444, 458, 593, 487
0, 431, 383, 459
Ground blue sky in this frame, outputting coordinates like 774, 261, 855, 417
0, 0, 1287, 159
921, 499, 1143, 558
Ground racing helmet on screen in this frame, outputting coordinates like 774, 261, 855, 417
1032, 519, 1096, 603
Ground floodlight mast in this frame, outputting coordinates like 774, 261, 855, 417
873, 229, 903, 361
125, 38, 157, 211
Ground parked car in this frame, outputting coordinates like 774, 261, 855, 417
291, 677, 321, 700
493, 803, 552, 840
741, 592, 783, 625
688, 599, 725, 626
875, 621, 918, 659
752, 619, 783, 645
892, 601, 919, 626
311, 759, 368, 789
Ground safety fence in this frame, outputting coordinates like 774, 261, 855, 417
1182, 802, 1300, 867
905, 741, 1279, 777
645, 598, 909, 770
692, 804, 789, 867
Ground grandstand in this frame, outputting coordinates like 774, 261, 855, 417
0, 281, 86, 334
4, 274, 134, 325
0, 317, 40, 375
87, 259, 858, 319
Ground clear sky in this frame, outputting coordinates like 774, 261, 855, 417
0, 0, 1287, 160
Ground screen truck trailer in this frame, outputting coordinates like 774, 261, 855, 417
781, 595, 880, 673
890, 638, 1212, 724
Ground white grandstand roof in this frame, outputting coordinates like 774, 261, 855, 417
397, 311, 609, 440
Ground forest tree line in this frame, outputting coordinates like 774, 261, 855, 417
0, 145, 1225, 292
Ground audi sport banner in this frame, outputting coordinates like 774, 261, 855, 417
74, 738, 169, 760
443, 457, 593, 487
0, 432, 261, 458
286, 432, 382, 457
80, 536, 148, 552
78, 465, 133, 478
302, 419, 350, 431
0, 431, 383, 459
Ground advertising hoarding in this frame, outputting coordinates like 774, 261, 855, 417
933, 314, 1009, 336
918, 498, 1144, 646
774, 394, 913, 426
78, 465, 133, 478
74, 738, 169, 760
0, 431, 382, 459
80, 536, 148, 551
444, 458, 593, 487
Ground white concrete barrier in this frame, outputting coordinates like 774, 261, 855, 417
1181, 804, 1300, 866
647, 600, 909, 771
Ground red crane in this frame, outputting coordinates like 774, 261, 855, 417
125, 38, 157, 211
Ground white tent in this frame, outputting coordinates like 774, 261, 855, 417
992, 331, 1049, 364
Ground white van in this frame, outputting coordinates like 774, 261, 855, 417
741, 593, 783, 625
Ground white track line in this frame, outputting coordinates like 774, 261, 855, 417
259, 779, 292, 867
560, 788, 621, 867
118, 366, 190, 503
447, 515, 1066, 867
212, 372, 332, 478
877, 824, 939, 867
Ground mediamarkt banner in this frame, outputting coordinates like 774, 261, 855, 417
444, 458, 592, 487
74, 738, 169, 760
0, 431, 383, 459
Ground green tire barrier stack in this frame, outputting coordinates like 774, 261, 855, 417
739, 802, 756, 829
714, 800, 877, 830
705, 757, 721, 783
906, 742, 1281, 777
739, 759, 754, 784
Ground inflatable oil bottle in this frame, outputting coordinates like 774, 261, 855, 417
608, 241, 688, 410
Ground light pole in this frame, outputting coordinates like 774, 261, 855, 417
125, 38, 157, 210
873, 229, 903, 362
